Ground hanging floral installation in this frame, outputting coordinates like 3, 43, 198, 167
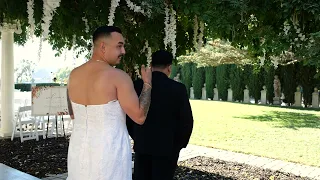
193, 15, 199, 50
197, 21, 204, 50
108, 0, 121, 26
72, 34, 77, 67
163, 3, 177, 58
125, 0, 151, 17
82, 16, 90, 34
163, 4, 170, 49
258, 48, 266, 67
27, 0, 35, 39
143, 41, 152, 67
134, 64, 141, 78
41, 0, 61, 40
38, 39, 43, 62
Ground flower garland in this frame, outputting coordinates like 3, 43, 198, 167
258, 48, 266, 67
125, 0, 151, 17
134, 64, 141, 78
163, 4, 177, 58
82, 16, 90, 33
72, 34, 77, 66
27, 0, 35, 39
38, 38, 43, 62
197, 21, 204, 50
193, 15, 199, 50
140, 41, 152, 67
163, 4, 170, 49
41, 0, 61, 40
108, 0, 121, 26
169, 7, 177, 58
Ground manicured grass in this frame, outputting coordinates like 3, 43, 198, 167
189, 100, 320, 167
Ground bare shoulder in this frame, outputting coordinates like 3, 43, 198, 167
108, 68, 132, 83
68, 65, 82, 79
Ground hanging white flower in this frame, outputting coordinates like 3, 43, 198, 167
38, 38, 43, 62
125, 0, 151, 17
270, 56, 279, 69
163, 4, 170, 49
82, 16, 90, 33
41, 0, 61, 40
171, 7, 177, 58
72, 35, 77, 66
193, 16, 199, 50
108, 0, 121, 26
258, 49, 266, 67
134, 64, 141, 78
163, 4, 177, 58
141, 41, 152, 67
197, 21, 204, 50
27, 0, 35, 38
64, 49, 67, 62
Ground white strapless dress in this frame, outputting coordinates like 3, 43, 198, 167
67, 100, 132, 180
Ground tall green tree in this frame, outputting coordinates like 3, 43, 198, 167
15, 59, 35, 83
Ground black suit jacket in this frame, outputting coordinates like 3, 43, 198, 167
126, 71, 194, 156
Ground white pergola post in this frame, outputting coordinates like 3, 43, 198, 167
0, 23, 20, 137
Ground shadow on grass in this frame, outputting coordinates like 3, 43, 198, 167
234, 111, 320, 129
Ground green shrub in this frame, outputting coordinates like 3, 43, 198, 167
192, 65, 205, 99
181, 63, 193, 96
216, 64, 230, 101
205, 66, 216, 99
229, 64, 244, 101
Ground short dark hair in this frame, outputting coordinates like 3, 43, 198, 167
151, 50, 173, 68
92, 26, 122, 43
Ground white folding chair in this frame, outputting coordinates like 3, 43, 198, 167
11, 106, 39, 142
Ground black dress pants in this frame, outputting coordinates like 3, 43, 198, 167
133, 152, 180, 180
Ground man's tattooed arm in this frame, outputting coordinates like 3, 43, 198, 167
139, 82, 152, 117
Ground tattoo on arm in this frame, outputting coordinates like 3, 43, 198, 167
139, 83, 152, 117
67, 89, 74, 116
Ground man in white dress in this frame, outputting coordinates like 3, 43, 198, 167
66, 26, 152, 180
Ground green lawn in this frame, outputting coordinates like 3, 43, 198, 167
189, 100, 320, 167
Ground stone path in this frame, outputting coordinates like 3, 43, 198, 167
0, 163, 40, 180
42, 144, 320, 180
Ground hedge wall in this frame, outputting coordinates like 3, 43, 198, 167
181, 63, 193, 97
229, 64, 244, 101
178, 61, 319, 107
205, 67, 216, 99
216, 64, 230, 101
192, 65, 205, 99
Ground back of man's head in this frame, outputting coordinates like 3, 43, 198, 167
92, 26, 122, 44
151, 50, 173, 69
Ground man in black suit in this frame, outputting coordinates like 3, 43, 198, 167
127, 50, 194, 180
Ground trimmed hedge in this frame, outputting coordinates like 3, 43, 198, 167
181, 63, 193, 97
229, 64, 244, 101
169, 64, 179, 79
205, 67, 215, 99
15, 83, 32, 91
192, 65, 205, 99
216, 64, 230, 101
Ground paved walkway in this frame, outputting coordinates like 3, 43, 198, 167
42, 144, 320, 180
